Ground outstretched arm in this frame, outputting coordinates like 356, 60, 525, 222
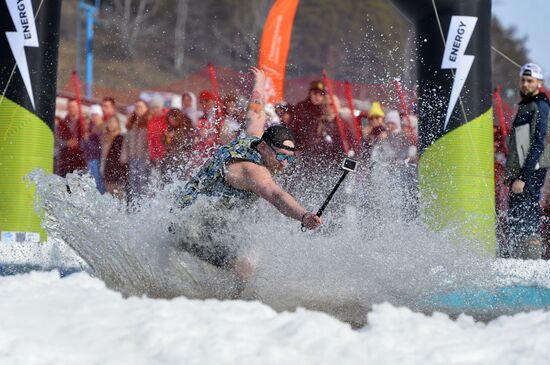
246, 67, 267, 138
225, 161, 322, 229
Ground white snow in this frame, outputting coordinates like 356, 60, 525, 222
0, 269, 549, 364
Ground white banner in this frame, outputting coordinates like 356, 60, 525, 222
441, 16, 478, 129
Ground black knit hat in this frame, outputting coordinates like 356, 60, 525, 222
261, 125, 295, 151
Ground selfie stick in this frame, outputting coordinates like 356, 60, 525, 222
316, 170, 349, 218
302, 159, 356, 231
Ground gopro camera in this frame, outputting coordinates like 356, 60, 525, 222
341, 157, 358, 172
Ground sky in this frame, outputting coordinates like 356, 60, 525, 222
492, 0, 549, 78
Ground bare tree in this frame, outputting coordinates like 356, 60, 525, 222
173, 0, 190, 73
210, 0, 272, 65
101, 0, 162, 57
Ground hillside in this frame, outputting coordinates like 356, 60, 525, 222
57, 0, 528, 105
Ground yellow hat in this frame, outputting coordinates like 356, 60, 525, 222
368, 101, 384, 118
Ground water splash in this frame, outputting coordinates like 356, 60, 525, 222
28, 165, 550, 324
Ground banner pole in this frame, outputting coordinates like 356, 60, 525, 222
72, 70, 85, 139
344, 81, 361, 147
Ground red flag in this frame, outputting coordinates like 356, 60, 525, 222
392, 79, 409, 118
344, 81, 361, 146
392, 79, 417, 145
493, 86, 508, 153
258, 0, 299, 104
71, 70, 84, 139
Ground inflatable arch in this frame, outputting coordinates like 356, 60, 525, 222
1, 0, 494, 253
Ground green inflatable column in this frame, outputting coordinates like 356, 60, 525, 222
0, 0, 62, 242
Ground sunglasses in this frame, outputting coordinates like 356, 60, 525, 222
268, 143, 297, 163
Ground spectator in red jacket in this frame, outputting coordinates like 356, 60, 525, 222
288, 81, 327, 156
289, 81, 348, 168
147, 95, 168, 167
56, 98, 86, 177
195, 90, 219, 159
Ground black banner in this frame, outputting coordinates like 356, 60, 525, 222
0, 0, 62, 131
391, 0, 492, 152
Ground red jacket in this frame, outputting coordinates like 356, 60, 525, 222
55, 115, 86, 176
147, 110, 168, 164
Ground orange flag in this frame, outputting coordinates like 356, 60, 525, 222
258, 0, 299, 104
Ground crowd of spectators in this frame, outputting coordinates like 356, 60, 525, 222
57, 73, 550, 260
54, 80, 419, 210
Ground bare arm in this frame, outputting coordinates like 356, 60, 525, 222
246, 67, 267, 138
226, 161, 322, 229
226, 161, 315, 219
246, 110, 266, 138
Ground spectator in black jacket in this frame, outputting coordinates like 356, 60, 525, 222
505, 63, 550, 259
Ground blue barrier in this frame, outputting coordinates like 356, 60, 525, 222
428, 286, 550, 311
0, 264, 82, 277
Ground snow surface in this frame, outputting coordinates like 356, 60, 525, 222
0, 269, 550, 365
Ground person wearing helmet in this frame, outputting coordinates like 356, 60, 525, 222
505, 63, 550, 259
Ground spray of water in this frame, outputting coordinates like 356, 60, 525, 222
29, 156, 550, 324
